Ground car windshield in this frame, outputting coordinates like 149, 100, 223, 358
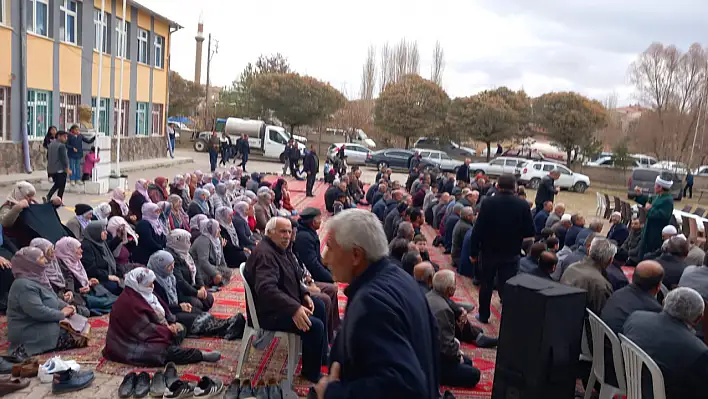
633, 170, 659, 181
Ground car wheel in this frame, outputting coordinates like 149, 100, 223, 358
193, 139, 207, 152
528, 178, 541, 189
377, 161, 389, 169
573, 182, 588, 193
279, 153, 285, 163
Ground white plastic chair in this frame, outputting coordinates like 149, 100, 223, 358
595, 192, 605, 217
236, 263, 302, 390
618, 334, 667, 399
584, 310, 626, 399
580, 319, 592, 362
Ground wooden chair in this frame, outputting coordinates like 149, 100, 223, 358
693, 207, 706, 218
681, 205, 693, 213
669, 214, 679, 230
682, 216, 692, 237
614, 197, 622, 217
622, 202, 633, 224
603, 194, 613, 219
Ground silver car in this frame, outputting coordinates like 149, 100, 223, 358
327, 143, 371, 165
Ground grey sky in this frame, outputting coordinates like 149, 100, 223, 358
138, 0, 705, 105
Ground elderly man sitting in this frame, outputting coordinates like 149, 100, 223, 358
545, 202, 565, 228
657, 235, 690, 289
607, 211, 629, 246
623, 287, 708, 399
426, 270, 482, 388
561, 237, 616, 315
243, 217, 327, 383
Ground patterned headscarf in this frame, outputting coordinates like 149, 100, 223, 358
215, 206, 239, 246
167, 229, 197, 284
135, 179, 151, 202
107, 216, 138, 244
123, 267, 166, 324
94, 202, 112, 221
147, 250, 177, 307
173, 174, 185, 189
11, 247, 50, 288
141, 203, 166, 236
55, 237, 89, 288
200, 219, 223, 264
84, 221, 117, 276
192, 189, 210, 214
29, 238, 65, 289
234, 201, 250, 222
110, 188, 129, 216
189, 214, 208, 232
6, 181, 36, 205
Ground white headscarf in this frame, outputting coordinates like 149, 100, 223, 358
215, 206, 239, 246
7, 181, 36, 205
107, 216, 139, 245
123, 267, 166, 324
167, 229, 197, 284
110, 188, 129, 216
94, 202, 112, 221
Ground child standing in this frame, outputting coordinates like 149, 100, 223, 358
82, 147, 100, 182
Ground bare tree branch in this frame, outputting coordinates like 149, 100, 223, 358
380, 43, 391, 93
360, 45, 377, 100
431, 41, 445, 87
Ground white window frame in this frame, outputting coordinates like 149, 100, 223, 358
115, 17, 127, 58
154, 35, 164, 68
136, 102, 149, 135
151, 104, 164, 135
59, 0, 78, 44
28, 0, 50, 37
137, 28, 149, 64
27, 89, 51, 139
93, 8, 108, 52
59, 93, 80, 130
113, 99, 129, 136
91, 97, 109, 134
0, 87, 8, 141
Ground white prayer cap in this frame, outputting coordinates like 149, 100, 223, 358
662, 225, 678, 235
561, 214, 572, 222
655, 176, 673, 189
611, 211, 621, 218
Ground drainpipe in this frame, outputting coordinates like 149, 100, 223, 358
19, 0, 32, 173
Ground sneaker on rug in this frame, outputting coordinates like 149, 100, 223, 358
163, 380, 193, 398
52, 369, 95, 394
193, 376, 223, 397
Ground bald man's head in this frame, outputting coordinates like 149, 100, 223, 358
414, 262, 435, 288
633, 260, 665, 294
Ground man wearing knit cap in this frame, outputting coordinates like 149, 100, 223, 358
634, 174, 675, 258
293, 207, 333, 283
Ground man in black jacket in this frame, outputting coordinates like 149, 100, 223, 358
601, 260, 663, 334
293, 208, 333, 283
533, 169, 560, 211
303, 146, 319, 197
455, 159, 471, 184
316, 209, 439, 398
469, 174, 535, 323
238, 134, 250, 171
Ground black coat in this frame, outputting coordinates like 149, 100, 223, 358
303, 151, 318, 174
324, 186, 342, 213
657, 253, 688, 289
327, 258, 439, 398
131, 220, 167, 265
469, 191, 535, 259
233, 216, 256, 250
601, 284, 661, 335
365, 184, 378, 205
165, 248, 206, 297
534, 175, 556, 210
81, 236, 121, 282
293, 221, 333, 283
455, 164, 470, 184
128, 192, 147, 221
187, 202, 207, 220
220, 228, 247, 267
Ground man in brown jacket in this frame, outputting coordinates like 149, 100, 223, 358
561, 237, 616, 314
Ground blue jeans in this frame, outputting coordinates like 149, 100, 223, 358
209, 150, 218, 172
168, 135, 175, 158
69, 158, 81, 181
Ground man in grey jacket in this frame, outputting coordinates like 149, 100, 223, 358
46, 130, 71, 202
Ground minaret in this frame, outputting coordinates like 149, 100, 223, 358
194, 17, 204, 84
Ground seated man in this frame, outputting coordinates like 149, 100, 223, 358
642, 225, 678, 261
527, 251, 557, 280
451, 207, 475, 267
426, 270, 481, 388
294, 208, 334, 283
623, 287, 708, 399
560, 237, 615, 315
519, 242, 546, 274
620, 218, 643, 266
657, 235, 689, 289
601, 260, 663, 334
607, 211, 629, 247
244, 217, 327, 383
413, 262, 435, 294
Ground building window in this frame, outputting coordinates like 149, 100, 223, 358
137, 28, 149, 64
27, 0, 49, 37
91, 97, 109, 134
93, 8, 108, 53
154, 35, 164, 68
60, 0, 78, 44
0, 0, 5, 25
136, 102, 149, 135
0, 87, 9, 141
27, 90, 51, 139
116, 17, 129, 58
151, 104, 164, 135
113, 99, 129, 136
59, 93, 80, 130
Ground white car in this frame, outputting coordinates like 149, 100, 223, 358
468, 157, 528, 177
417, 149, 464, 172
694, 165, 708, 176
651, 161, 689, 174
326, 143, 371, 165
519, 161, 591, 193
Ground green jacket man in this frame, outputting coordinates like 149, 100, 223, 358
634, 175, 675, 258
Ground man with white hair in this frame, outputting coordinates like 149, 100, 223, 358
552, 213, 573, 251
560, 237, 616, 314
623, 287, 708, 399
545, 203, 565, 228
656, 235, 690, 289
243, 217, 327, 383
607, 211, 629, 246
634, 174, 675, 258
425, 270, 481, 388
316, 209, 439, 398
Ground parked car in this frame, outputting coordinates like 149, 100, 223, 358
467, 157, 528, 178
694, 165, 708, 176
587, 154, 657, 168
518, 161, 591, 193
416, 149, 464, 172
365, 148, 415, 170
627, 168, 683, 201
413, 137, 476, 159
651, 161, 689, 174
326, 143, 371, 165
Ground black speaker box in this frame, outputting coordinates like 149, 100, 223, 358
492, 274, 587, 399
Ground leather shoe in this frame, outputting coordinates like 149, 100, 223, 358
149, 371, 166, 397
0, 358, 13, 375
254, 380, 268, 399
223, 378, 240, 399
4, 346, 29, 364
134, 371, 151, 398
163, 362, 179, 388
118, 372, 136, 398
0, 376, 30, 396
11, 359, 38, 378
267, 378, 283, 399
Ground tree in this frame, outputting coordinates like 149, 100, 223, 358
447, 88, 528, 161
612, 136, 634, 175
360, 45, 377, 100
533, 92, 607, 167
168, 71, 204, 117
374, 74, 449, 149
251, 73, 346, 135
431, 41, 445, 87
332, 99, 375, 140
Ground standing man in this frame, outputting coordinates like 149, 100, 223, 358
456, 159, 471, 185
317, 210, 439, 398
65, 124, 95, 186
287, 139, 300, 177
45, 131, 71, 202
238, 134, 250, 172
166, 122, 176, 159
208, 130, 219, 173
634, 175, 675, 259
684, 170, 694, 199
303, 145, 319, 197
534, 169, 560, 211
469, 174, 535, 324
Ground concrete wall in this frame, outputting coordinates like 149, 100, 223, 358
109, 136, 166, 162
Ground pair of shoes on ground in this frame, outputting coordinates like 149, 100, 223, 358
11, 359, 39, 378
119, 361, 177, 398
52, 369, 95, 394
164, 375, 224, 398
224, 377, 283, 399
0, 376, 30, 396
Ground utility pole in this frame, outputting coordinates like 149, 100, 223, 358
204, 33, 218, 130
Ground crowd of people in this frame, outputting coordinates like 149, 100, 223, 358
1, 146, 708, 398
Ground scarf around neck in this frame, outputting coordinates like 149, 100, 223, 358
55, 237, 89, 288
29, 238, 65, 289
147, 250, 178, 307
124, 268, 166, 324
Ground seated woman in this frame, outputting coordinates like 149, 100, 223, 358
93, 203, 112, 223
215, 206, 248, 267
190, 219, 232, 287
102, 267, 221, 366
108, 187, 136, 223
106, 216, 138, 270
128, 179, 151, 221
169, 175, 191, 212
56, 237, 115, 315
187, 189, 210, 220
148, 251, 244, 338
210, 183, 231, 212
189, 214, 208, 244
233, 201, 258, 250
1, 182, 63, 247
166, 195, 190, 231
7, 247, 87, 356
132, 203, 167, 265
165, 229, 213, 311
30, 238, 89, 317
273, 178, 286, 209
157, 201, 172, 234
203, 184, 216, 217
65, 204, 93, 241
82, 221, 123, 296
148, 177, 169, 204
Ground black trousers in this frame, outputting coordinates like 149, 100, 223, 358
0, 267, 14, 312
47, 172, 67, 200
478, 255, 519, 322
684, 184, 693, 198
306, 173, 316, 196
165, 329, 203, 365
239, 157, 248, 172
289, 161, 298, 176
440, 355, 481, 388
